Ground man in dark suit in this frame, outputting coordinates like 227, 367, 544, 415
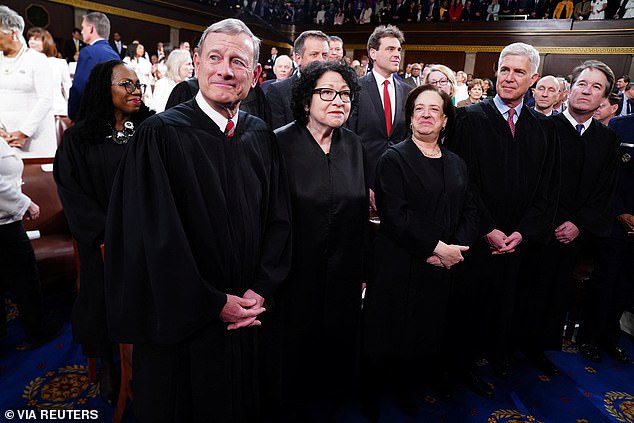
617, 82, 634, 116
263, 46, 278, 80
404, 63, 422, 87
446, 42, 560, 382
347, 24, 410, 204
62, 28, 84, 63
265, 30, 329, 130
424, 0, 442, 21
68, 12, 119, 120
108, 31, 127, 60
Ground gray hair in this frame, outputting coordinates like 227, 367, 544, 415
84, 12, 111, 40
273, 54, 293, 73
165, 49, 192, 81
0, 6, 24, 34
499, 42, 540, 75
328, 35, 343, 46
197, 18, 260, 69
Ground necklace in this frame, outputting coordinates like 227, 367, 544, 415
106, 121, 135, 145
1, 44, 27, 76
413, 138, 442, 158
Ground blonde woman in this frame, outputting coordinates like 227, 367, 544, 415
152, 49, 193, 112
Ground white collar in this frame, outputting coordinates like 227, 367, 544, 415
562, 109, 592, 134
195, 91, 239, 133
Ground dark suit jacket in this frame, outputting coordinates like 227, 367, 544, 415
63, 38, 85, 62
68, 40, 119, 120
404, 76, 421, 87
608, 115, 634, 219
109, 40, 128, 60
347, 72, 411, 187
617, 96, 633, 116
266, 73, 298, 130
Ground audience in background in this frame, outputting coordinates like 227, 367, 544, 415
152, 49, 193, 112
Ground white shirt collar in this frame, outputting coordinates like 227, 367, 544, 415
562, 109, 592, 135
372, 69, 394, 87
195, 91, 239, 133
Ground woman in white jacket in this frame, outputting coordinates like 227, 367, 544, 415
151, 49, 193, 113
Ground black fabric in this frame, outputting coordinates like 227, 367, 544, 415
445, 99, 560, 360
104, 101, 291, 422
265, 73, 297, 130
54, 115, 151, 357
264, 123, 368, 413
363, 140, 478, 365
0, 221, 42, 338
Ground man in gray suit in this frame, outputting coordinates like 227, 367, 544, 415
347, 25, 410, 205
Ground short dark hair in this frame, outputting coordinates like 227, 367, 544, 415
367, 25, 404, 62
405, 84, 455, 133
570, 60, 615, 98
291, 61, 360, 126
294, 30, 329, 56
607, 92, 620, 106
76, 60, 153, 140
467, 78, 483, 92
618, 75, 631, 84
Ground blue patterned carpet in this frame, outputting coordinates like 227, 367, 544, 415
2, 294, 634, 423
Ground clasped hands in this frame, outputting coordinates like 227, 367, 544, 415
219, 289, 266, 331
426, 240, 469, 269
554, 221, 579, 244
485, 229, 522, 254
0, 129, 28, 148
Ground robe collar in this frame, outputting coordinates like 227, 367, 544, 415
195, 91, 239, 133
562, 108, 592, 135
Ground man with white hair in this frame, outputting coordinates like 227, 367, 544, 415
446, 42, 560, 384
532, 75, 561, 115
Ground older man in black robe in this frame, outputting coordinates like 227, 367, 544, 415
104, 19, 291, 423
446, 42, 560, 381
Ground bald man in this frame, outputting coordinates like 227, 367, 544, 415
533, 75, 560, 116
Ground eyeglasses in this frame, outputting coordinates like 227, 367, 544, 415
113, 80, 147, 95
313, 88, 352, 103
428, 78, 449, 87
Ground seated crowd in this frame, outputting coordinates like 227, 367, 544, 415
1, 4, 634, 423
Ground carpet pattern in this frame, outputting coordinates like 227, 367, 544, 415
2, 297, 634, 422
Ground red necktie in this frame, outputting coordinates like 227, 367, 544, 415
225, 120, 235, 138
507, 108, 515, 137
383, 80, 392, 136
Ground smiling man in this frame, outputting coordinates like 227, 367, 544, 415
104, 18, 291, 422
446, 42, 560, 384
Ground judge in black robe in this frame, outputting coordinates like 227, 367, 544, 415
445, 96, 560, 370
53, 60, 154, 403
264, 61, 367, 419
363, 86, 479, 406
518, 112, 618, 354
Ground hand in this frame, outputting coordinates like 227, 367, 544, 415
554, 221, 580, 244
497, 231, 523, 253
617, 214, 634, 232
432, 241, 469, 269
369, 188, 376, 211
24, 201, 40, 221
6, 131, 28, 148
426, 255, 443, 267
485, 229, 508, 252
219, 294, 266, 331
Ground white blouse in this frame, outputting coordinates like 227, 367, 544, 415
0, 138, 30, 225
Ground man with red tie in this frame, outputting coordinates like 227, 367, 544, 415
347, 25, 410, 207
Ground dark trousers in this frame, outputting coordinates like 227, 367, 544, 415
579, 234, 634, 346
0, 221, 43, 338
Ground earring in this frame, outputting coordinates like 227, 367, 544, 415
12, 35, 17, 41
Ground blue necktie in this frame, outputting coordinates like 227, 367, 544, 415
576, 124, 584, 135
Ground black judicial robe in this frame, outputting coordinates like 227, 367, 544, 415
445, 99, 560, 357
104, 101, 291, 422
267, 122, 367, 405
522, 115, 619, 350
363, 140, 479, 362
54, 122, 129, 357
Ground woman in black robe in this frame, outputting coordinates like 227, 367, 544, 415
53, 60, 153, 404
266, 61, 367, 419
362, 85, 479, 418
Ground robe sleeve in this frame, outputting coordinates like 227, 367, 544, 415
514, 120, 561, 244
104, 124, 228, 343
375, 149, 444, 258
571, 134, 619, 237
54, 132, 107, 247
249, 133, 292, 300
450, 158, 480, 246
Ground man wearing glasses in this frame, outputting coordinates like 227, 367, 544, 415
104, 19, 291, 422
67, 12, 119, 121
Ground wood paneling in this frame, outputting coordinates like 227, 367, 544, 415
541, 54, 633, 79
